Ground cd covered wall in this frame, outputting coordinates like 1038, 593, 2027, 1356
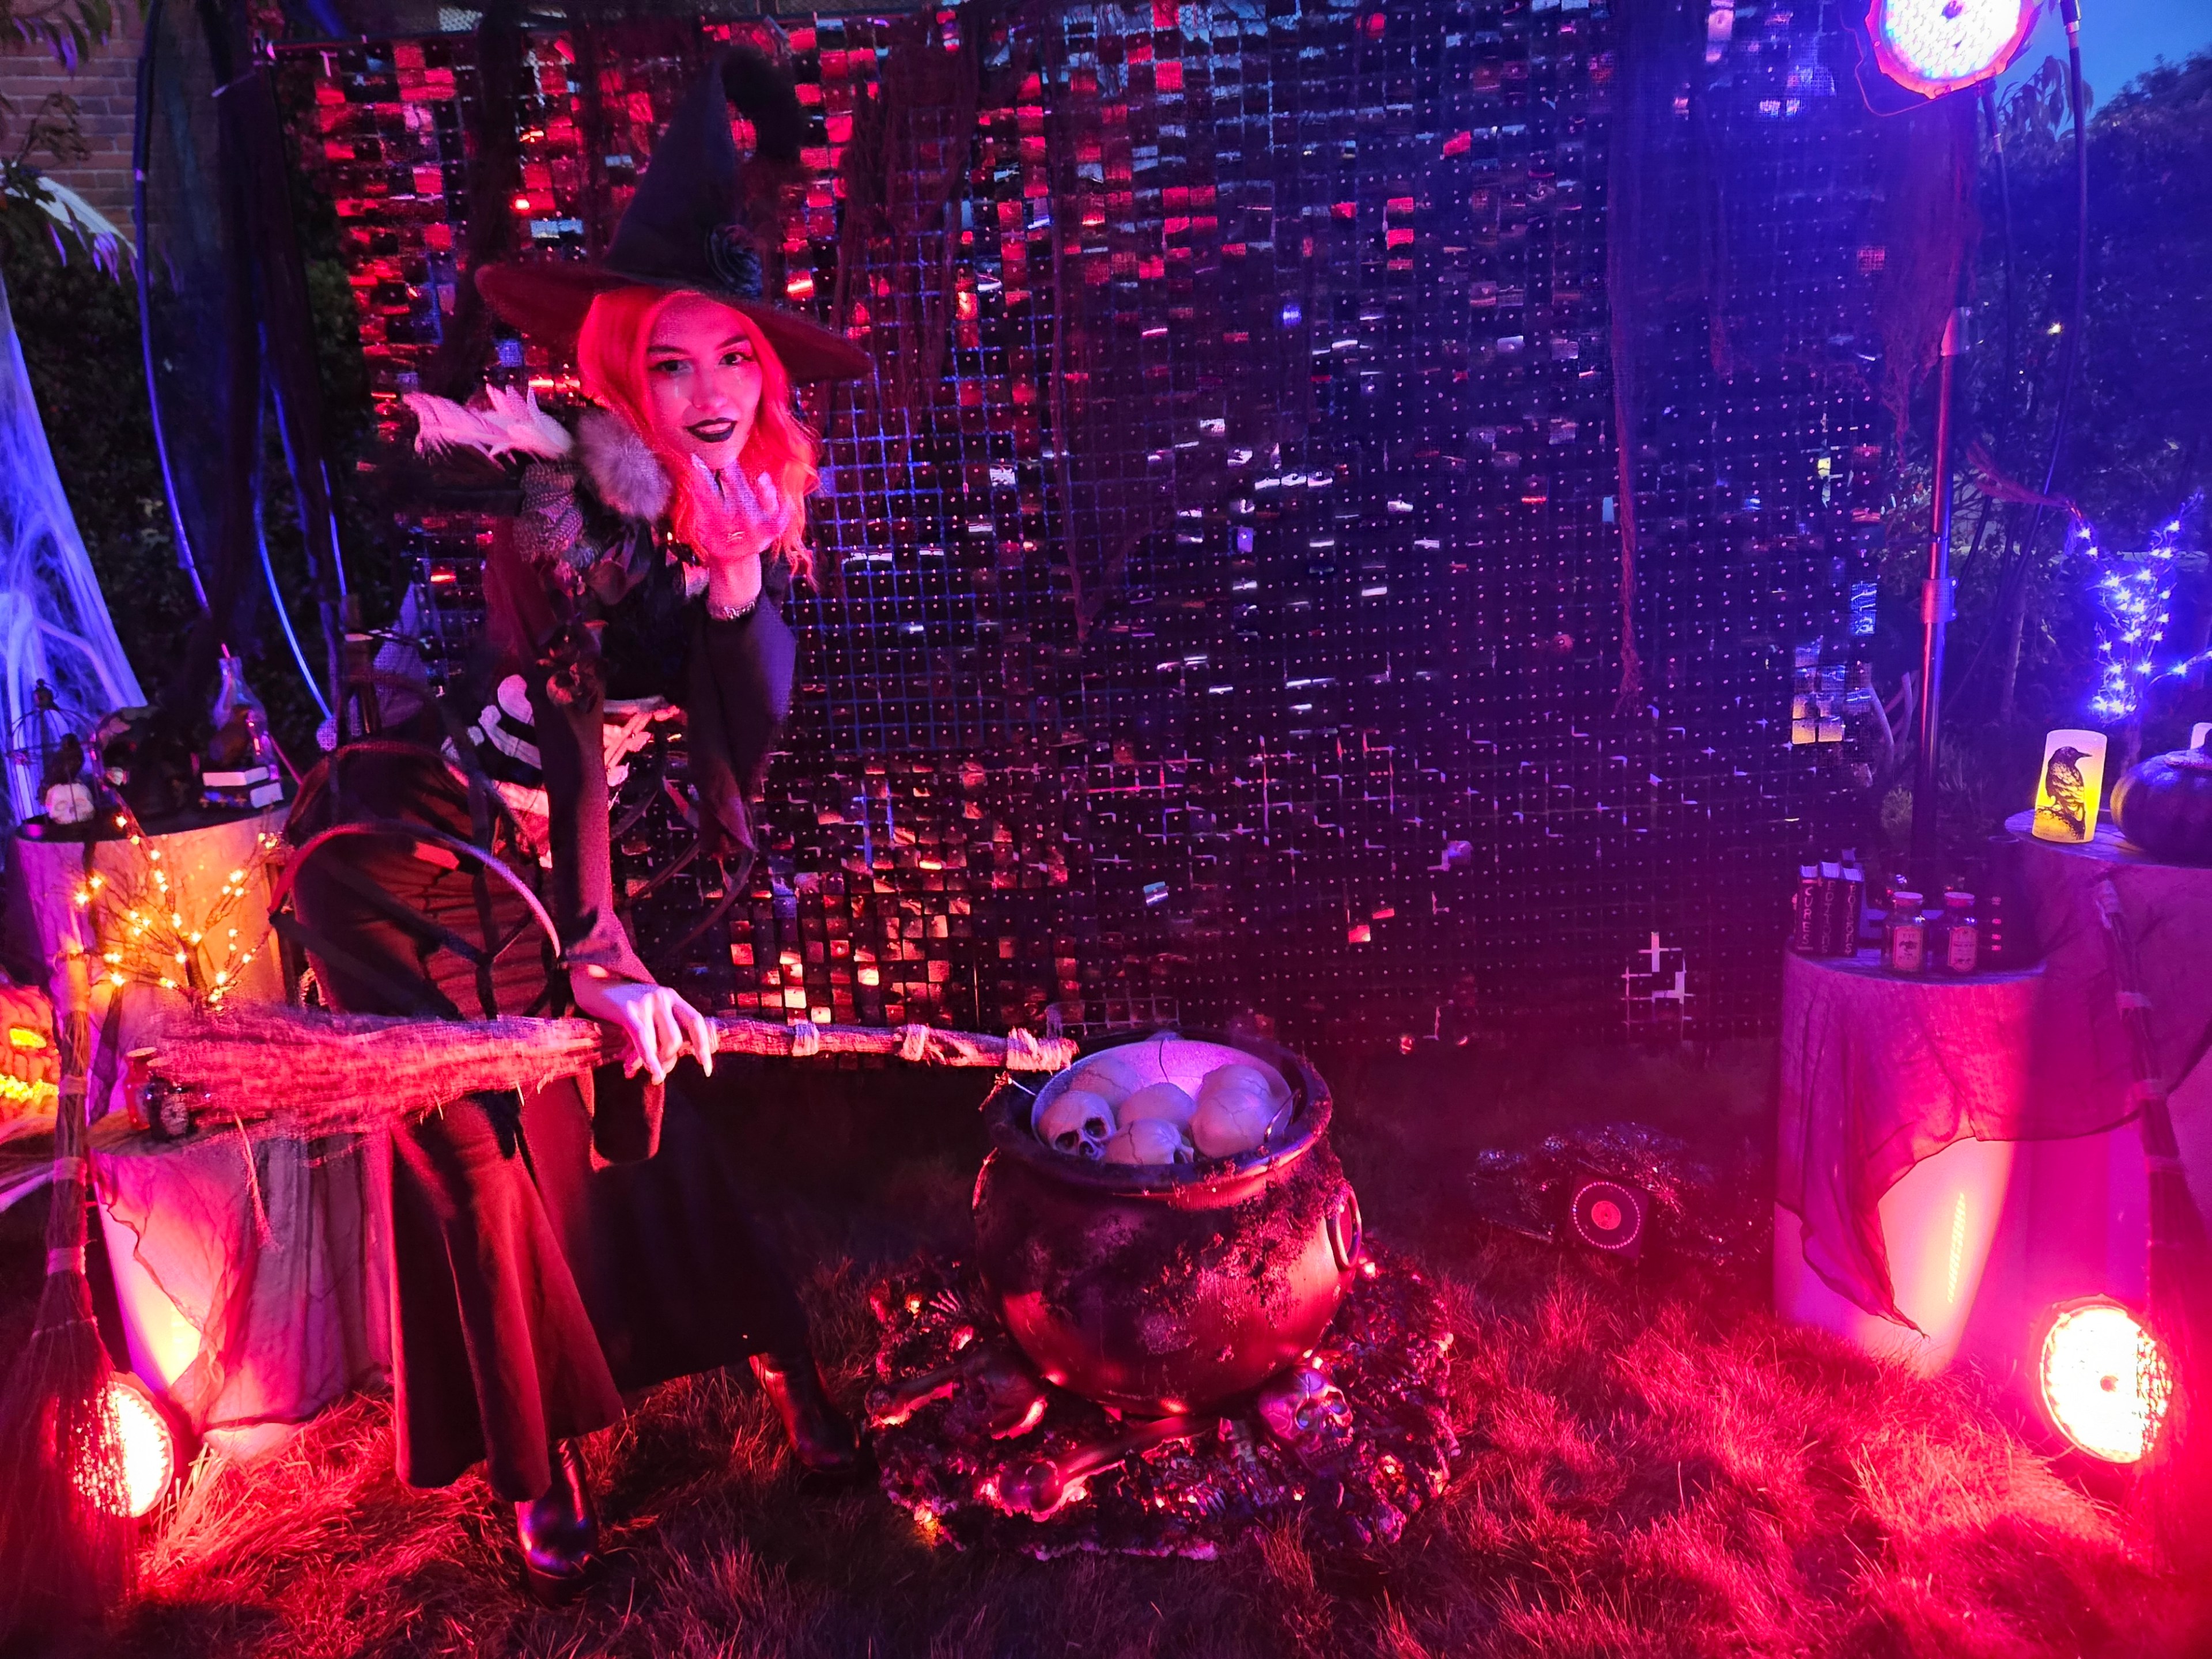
283, 0, 1884, 1048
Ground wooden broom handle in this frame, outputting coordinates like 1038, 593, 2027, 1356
529, 1012, 1073, 1070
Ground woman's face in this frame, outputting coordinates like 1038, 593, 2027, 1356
643, 293, 765, 472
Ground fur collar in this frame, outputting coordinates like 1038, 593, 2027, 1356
577, 409, 672, 524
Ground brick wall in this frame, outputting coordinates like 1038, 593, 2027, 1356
0, 13, 143, 236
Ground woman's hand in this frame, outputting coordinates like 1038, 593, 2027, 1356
572, 967, 716, 1084
697, 468, 792, 559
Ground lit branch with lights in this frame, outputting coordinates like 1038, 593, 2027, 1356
2082, 509, 2199, 722
67, 812, 285, 1007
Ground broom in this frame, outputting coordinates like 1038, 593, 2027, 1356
138, 1002, 1076, 1139
2092, 876, 2212, 1573
0, 945, 134, 1647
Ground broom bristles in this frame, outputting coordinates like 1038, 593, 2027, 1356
0, 1173, 135, 1647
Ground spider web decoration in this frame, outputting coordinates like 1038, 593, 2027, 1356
0, 270, 143, 824
280, 0, 1891, 1044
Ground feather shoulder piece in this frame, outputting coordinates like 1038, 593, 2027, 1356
577, 409, 672, 524
404, 385, 576, 463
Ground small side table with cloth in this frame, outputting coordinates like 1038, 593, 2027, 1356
91, 1116, 391, 1461
1775, 816, 2212, 1395
6, 809, 393, 1459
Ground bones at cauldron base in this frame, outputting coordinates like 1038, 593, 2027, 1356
867, 1252, 1458, 1558
867, 1340, 1049, 1441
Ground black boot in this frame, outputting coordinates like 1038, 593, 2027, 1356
516, 1440, 598, 1603
750, 1352, 862, 1476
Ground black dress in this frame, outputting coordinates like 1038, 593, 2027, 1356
289, 476, 810, 1501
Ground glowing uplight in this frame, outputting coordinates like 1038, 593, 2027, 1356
1866, 0, 2035, 99
95, 1374, 178, 1518
2039, 1301, 2172, 1464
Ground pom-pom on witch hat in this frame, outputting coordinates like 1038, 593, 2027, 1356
476, 47, 869, 384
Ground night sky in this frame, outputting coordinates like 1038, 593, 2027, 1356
1998, 0, 2212, 108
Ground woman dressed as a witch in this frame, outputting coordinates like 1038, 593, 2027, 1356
286, 49, 868, 1597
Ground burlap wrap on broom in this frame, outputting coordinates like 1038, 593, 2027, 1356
139, 1003, 1075, 1139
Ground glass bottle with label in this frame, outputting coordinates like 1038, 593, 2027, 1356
1815, 861, 1843, 956
1940, 892, 1978, 974
1836, 852, 1867, 956
1884, 891, 1925, 973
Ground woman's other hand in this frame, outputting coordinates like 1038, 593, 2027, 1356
572, 968, 716, 1084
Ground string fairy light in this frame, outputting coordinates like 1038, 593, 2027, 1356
69, 809, 284, 1009
2082, 503, 2201, 722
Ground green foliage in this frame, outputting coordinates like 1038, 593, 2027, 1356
0, 46, 396, 766
0, 178, 388, 763
0, 89, 88, 198
0, 0, 115, 70
1870, 51, 2212, 870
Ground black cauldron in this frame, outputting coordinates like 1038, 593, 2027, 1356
971, 1030, 1363, 1415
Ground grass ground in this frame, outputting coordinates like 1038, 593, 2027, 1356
5, 1039, 2205, 1658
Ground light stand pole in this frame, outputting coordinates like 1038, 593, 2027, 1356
1911, 306, 1967, 896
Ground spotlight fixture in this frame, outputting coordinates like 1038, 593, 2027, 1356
1866, 0, 2037, 99
96, 1373, 180, 1519
2039, 1300, 2173, 1464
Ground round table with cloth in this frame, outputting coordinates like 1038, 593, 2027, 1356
91, 1117, 392, 1461
1775, 951, 2050, 1331
1777, 818, 2212, 1382
6, 807, 394, 1459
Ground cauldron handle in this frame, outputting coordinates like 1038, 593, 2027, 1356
1327, 1181, 1364, 1274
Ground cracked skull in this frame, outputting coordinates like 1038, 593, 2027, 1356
1037, 1087, 1118, 1160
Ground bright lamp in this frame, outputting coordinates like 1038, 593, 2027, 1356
2039, 1300, 2172, 1465
89, 1373, 179, 1518
1867, 0, 2038, 98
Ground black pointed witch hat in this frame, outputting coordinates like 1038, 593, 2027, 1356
477, 47, 868, 384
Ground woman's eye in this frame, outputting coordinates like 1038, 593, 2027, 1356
651, 359, 685, 376
721, 351, 755, 369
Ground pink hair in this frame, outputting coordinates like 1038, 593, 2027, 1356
576, 287, 819, 580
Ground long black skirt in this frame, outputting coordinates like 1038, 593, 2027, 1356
291, 752, 810, 1499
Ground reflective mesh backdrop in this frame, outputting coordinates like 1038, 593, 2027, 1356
280, 0, 1885, 1047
